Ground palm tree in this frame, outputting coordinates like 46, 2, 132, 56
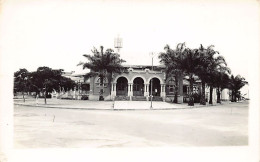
229, 75, 247, 102
158, 43, 185, 103
196, 44, 229, 105
195, 44, 210, 105
180, 47, 201, 106
78, 46, 125, 101
213, 67, 231, 103
199, 45, 228, 104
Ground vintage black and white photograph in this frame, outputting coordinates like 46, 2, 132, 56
0, 0, 259, 162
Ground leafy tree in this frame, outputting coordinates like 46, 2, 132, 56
229, 75, 247, 102
78, 46, 125, 101
159, 43, 185, 103
14, 68, 30, 102
60, 76, 76, 92
29, 66, 76, 104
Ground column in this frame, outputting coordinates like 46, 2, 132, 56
111, 83, 116, 100
160, 84, 166, 101
127, 83, 131, 96
129, 83, 133, 100
114, 83, 117, 96
144, 84, 149, 97
128, 83, 133, 97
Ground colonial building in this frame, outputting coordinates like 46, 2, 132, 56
87, 64, 198, 103
58, 65, 229, 103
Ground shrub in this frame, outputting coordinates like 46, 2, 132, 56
81, 95, 89, 100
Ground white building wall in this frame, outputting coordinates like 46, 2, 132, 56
221, 88, 230, 101
205, 86, 217, 104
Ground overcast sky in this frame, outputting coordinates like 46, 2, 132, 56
1, 0, 259, 86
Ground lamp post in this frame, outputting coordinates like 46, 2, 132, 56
149, 52, 156, 109
78, 80, 81, 100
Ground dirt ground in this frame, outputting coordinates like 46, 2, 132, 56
14, 101, 248, 148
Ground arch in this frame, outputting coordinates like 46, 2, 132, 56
113, 75, 130, 84
165, 76, 177, 83
116, 77, 128, 96
133, 77, 145, 96
130, 75, 146, 84
147, 75, 164, 84
149, 77, 161, 96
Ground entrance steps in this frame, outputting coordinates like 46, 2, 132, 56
132, 96, 147, 101
149, 96, 163, 101
115, 96, 163, 101
114, 96, 130, 101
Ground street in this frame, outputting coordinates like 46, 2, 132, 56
14, 101, 248, 148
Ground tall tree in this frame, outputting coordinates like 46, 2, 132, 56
229, 75, 247, 102
180, 47, 201, 106
198, 45, 228, 104
195, 44, 210, 105
78, 46, 125, 101
14, 68, 30, 102
29, 67, 76, 104
213, 67, 231, 103
158, 43, 185, 103
196, 44, 229, 105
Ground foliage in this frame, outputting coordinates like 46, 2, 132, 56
158, 43, 185, 103
195, 44, 230, 104
14, 66, 76, 103
229, 75, 248, 102
14, 68, 30, 102
14, 68, 30, 93
78, 46, 125, 101
180, 47, 201, 106
29, 67, 75, 93
159, 42, 246, 106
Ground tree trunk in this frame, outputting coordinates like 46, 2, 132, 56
108, 73, 112, 96
99, 76, 104, 101
234, 90, 237, 102
200, 81, 206, 105
173, 74, 178, 103
22, 91, 25, 102
44, 89, 47, 104
231, 90, 235, 102
209, 85, 213, 104
188, 75, 194, 106
217, 87, 221, 104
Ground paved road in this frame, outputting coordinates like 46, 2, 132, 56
14, 101, 248, 148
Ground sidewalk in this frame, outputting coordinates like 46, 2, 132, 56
14, 98, 231, 110
14, 98, 114, 110
113, 101, 206, 110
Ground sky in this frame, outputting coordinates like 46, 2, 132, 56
0, 0, 259, 95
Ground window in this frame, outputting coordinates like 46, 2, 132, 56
166, 77, 176, 94
167, 85, 175, 94
96, 77, 108, 87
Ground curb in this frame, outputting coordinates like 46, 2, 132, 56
14, 103, 113, 111
14, 102, 221, 111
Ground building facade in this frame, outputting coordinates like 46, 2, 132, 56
59, 65, 229, 103
88, 65, 185, 102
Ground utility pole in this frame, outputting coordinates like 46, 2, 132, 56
150, 52, 155, 109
